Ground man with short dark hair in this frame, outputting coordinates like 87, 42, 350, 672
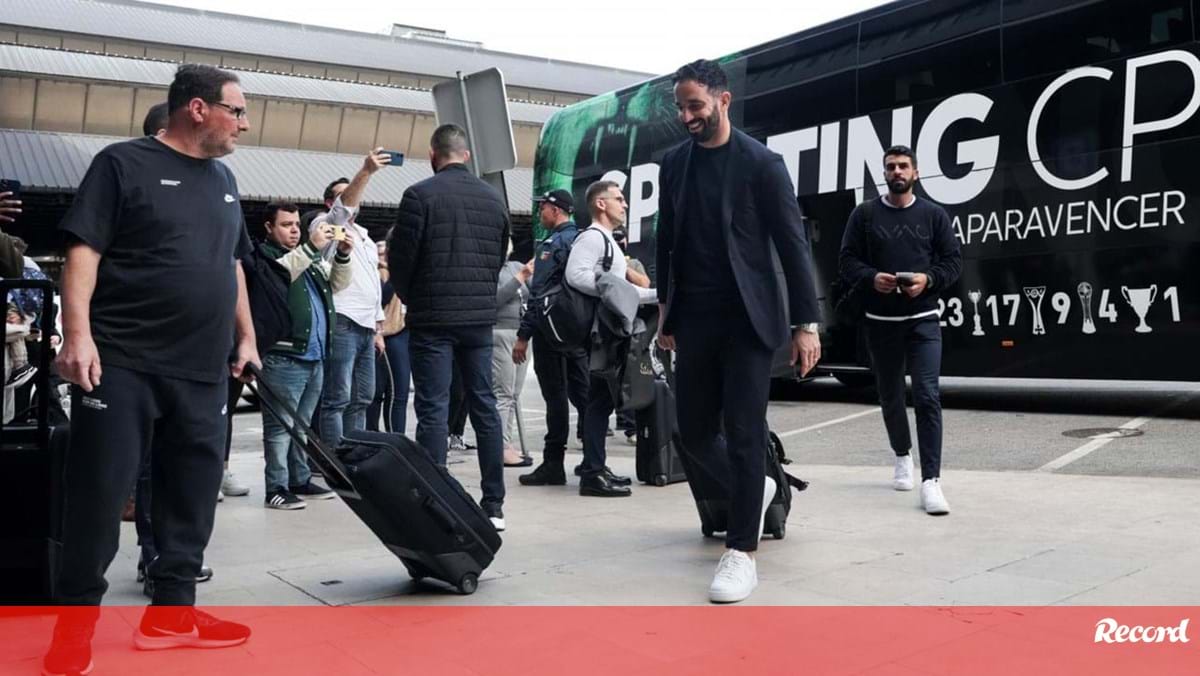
838, 145, 961, 515
46, 63, 257, 673
258, 202, 352, 509
568, 180, 657, 497
657, 59, 821, 603
388, 123, 510, 530
142, 101, 169, 137
512, 189, 589, 486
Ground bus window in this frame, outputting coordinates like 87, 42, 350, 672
857, 29, 1002, 115
1003, 0, 1192, 82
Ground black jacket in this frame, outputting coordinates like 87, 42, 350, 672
240, 240, 293, 356
388, 163, 510, 329
656, 128, 821, 349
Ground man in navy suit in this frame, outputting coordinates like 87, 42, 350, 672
656, 59, 821, 603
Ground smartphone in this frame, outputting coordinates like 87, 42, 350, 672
896, 272, 916, 287
330, 224, 347, 242
382, 150, 405, 166
0, 178, 20, 197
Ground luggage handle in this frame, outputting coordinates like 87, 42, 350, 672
418, 490, 460, 537
0, 278, 54, 444
243, 363, 358, 495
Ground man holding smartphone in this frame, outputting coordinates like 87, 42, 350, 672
837, 145, 962, 515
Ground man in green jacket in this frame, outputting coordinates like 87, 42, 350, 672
258, 201, 353, 510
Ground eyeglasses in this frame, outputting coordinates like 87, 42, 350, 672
210, 101, 248, 120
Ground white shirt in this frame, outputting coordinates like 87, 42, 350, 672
565, 225, 657, 304
311, 197, 384, 330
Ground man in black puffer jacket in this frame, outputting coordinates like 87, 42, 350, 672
387, 123, 511, 530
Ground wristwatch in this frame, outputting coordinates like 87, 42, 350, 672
798, 323, 820, 334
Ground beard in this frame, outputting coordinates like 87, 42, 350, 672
686, 107, 723, 143
887, 176, 915, 195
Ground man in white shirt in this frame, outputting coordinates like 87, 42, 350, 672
311, 148, 390, 443
566, 180, 657, 497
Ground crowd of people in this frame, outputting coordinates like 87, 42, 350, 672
14, 57, 960, 676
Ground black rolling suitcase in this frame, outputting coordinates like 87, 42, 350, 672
248, 365, 500, 595
1, 277, 69, 604
635, 380, 688, 486
675, 426, 806, 541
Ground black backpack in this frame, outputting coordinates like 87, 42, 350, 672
831, 200, 875, 325
533, 228, 613, 350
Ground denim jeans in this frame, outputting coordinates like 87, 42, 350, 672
409, 325, 505, 512
366, 329, 410, 435
321, 315, 376, 444
260, 353, 323, 492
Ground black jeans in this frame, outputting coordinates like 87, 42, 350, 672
672, 299, 774, 553
58, 366, 227, 606
530, 333, 589, 463
864, 317, 944, 480
580, 373, 616, 476
408, 325, 505, 512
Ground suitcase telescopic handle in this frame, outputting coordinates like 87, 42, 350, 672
243, 362, 357, 493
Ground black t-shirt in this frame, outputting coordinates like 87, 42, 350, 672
677, 141, 737, 299
59, 137, 252, 383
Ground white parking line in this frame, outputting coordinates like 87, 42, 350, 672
776, 407, 881, 439
1037, 391, 1200, 472
1037, 416, 1152, 472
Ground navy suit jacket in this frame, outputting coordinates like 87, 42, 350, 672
656, 128, 821, 349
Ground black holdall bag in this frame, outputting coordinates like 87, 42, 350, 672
248, 365, 500, 595
831, 199, 876, 326
533, 227, 613, 350
0, 277, 69, 605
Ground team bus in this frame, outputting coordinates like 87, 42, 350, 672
529, 0, 1200, 384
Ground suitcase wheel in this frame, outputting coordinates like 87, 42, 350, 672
654, 475, 667, 487
770, 522, 786, 540
457, 573, 479, 595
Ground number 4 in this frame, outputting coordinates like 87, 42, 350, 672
1099, 288, 1118, 323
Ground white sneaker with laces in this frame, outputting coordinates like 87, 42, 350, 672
893, 454, 914, 491
448, 435, 467, 452
221, 470, 250, 497
921, 478, 950, 515
758, 475, 777, 540
709, 549, 758, 603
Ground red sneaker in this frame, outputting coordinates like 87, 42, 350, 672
42, 608, 96, 676
133, 606, 250, 650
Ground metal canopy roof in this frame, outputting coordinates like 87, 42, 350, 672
0, 128, 535, 213
2, 0, 652, 96
0, 44, 559, 125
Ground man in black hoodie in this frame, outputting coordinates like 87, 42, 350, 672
838, 145, 962, 516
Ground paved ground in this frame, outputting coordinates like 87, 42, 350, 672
100, 373, 1200, 606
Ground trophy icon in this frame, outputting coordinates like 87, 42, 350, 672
1121, 284, 1158, 333
967, 290, 984, 336
1077, 282, 1096, 334
1023, 286, 1047, 335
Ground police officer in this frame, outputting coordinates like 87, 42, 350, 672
512, 190, 589, 486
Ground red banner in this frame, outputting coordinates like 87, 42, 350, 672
4, 606, 1197, 675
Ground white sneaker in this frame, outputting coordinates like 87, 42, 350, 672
489, 516, 506, 532
921, 478, 950, 515
217, 489, 224, 503
448, 435, 467, 452
893, 454, 914, 491
709, 549, 758, 603
758, 475, 777, 540
221, 470, 250, 497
